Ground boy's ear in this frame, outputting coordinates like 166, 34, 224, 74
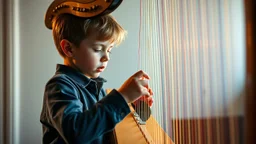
60, 39, 74, 57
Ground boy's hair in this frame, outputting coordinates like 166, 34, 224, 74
52, 14, 127, 57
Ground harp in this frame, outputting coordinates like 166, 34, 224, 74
110, 0, 249, 143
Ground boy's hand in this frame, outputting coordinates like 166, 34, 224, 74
135, 87, 154, 107
118, 70, 151, 103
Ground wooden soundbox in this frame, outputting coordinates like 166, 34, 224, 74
114, 104, 174, 144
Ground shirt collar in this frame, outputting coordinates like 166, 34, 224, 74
55, 64, 107, 87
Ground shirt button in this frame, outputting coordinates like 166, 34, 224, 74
121, 112, 125, 117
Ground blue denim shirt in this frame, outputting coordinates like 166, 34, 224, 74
40, 64, 130, 144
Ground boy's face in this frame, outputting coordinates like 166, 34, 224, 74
71, 32, 114, 78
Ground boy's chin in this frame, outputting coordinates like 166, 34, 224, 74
90, 73, 101, 78
84, 72, 100, 79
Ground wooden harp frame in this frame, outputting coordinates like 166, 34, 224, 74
44, 0, 123, 29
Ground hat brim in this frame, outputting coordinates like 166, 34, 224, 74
45, 0, 123, 29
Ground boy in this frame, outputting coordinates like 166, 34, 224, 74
40, 1, 153, 144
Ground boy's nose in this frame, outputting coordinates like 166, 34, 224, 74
101, 54, 110, 62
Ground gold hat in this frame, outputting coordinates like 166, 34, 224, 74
45, 0, 123, 29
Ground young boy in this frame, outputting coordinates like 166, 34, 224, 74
40, 3, 153, 144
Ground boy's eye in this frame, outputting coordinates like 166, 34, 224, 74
93, 49, 112, 54
93, 49, 101, 52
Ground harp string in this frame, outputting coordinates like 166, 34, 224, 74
139, 0, 244, 143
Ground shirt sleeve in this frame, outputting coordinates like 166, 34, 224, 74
44, 76, 131, 143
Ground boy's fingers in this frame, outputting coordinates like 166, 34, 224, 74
147, 96, 153, 100
149, 98, 154, 107
148, 88, 153, 95
133, 70, 150, 80
144, 95, 153, 101
139, 79, 149, 88
139, 96, 153, 107
142, 87, 150, 96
